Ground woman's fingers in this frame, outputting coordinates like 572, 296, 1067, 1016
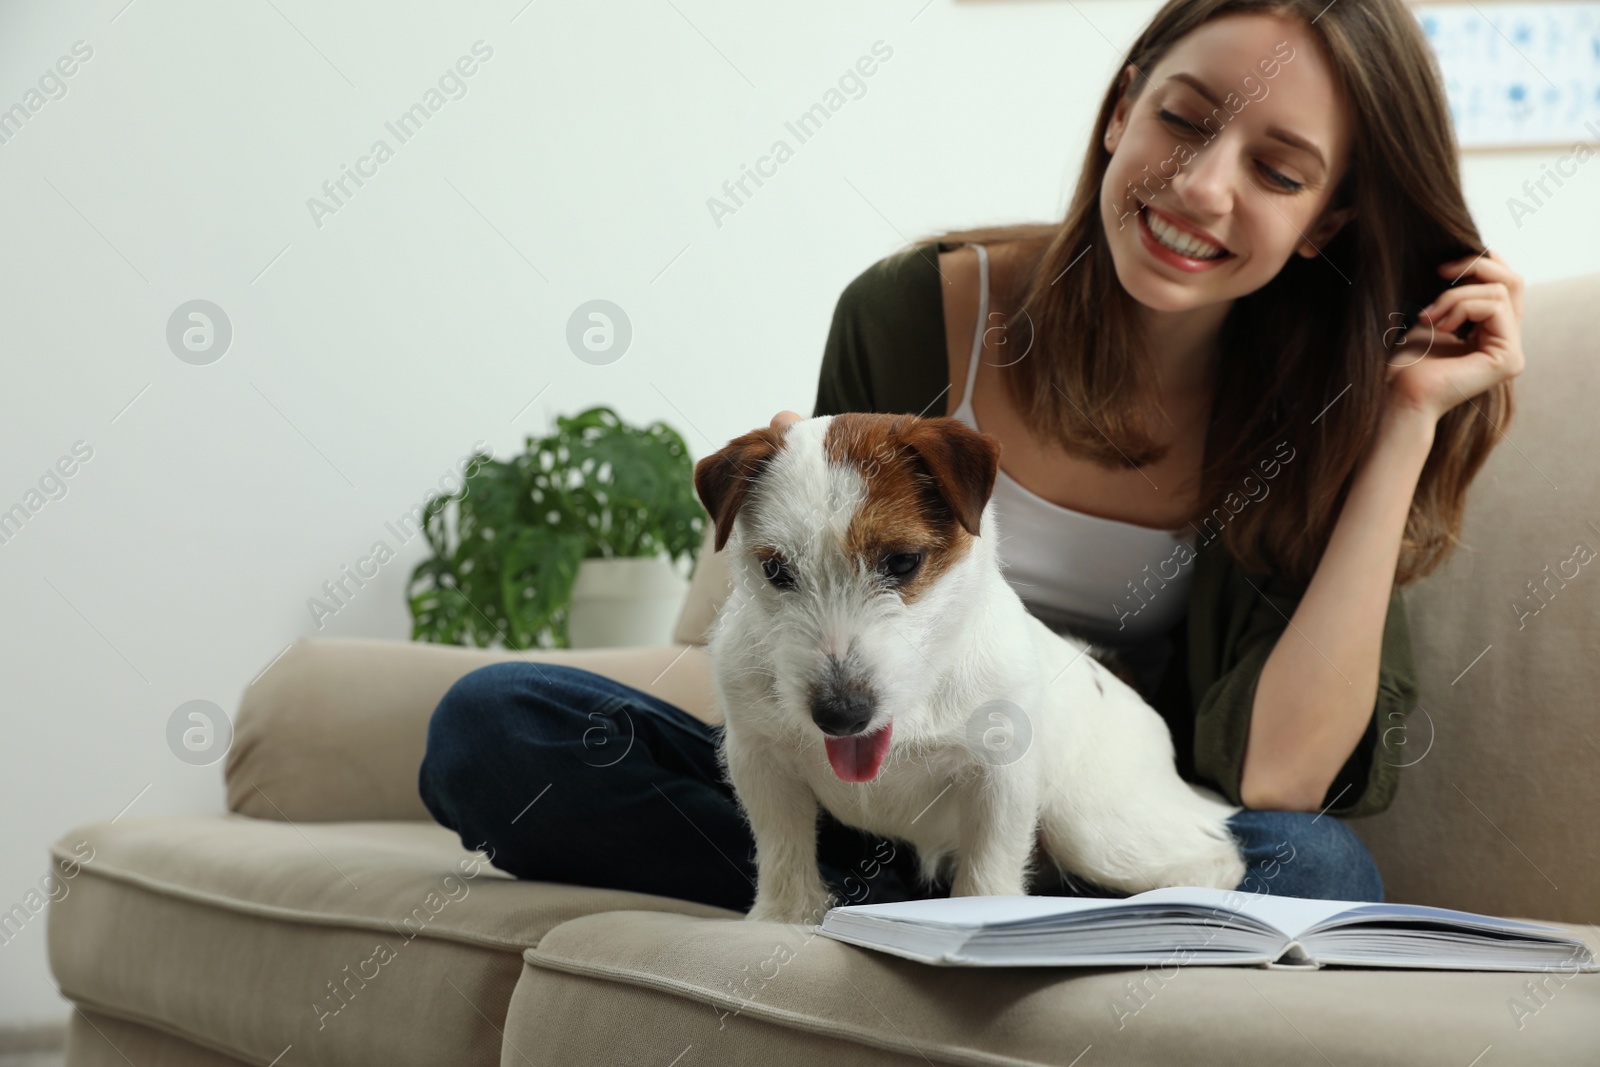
1419, 281, 1509, 333
1414, 292, 1523, 375
1435, 249, 1524, 322
1391, 249, 1527, 422
769, 410, 804, 431
1431, 297, 1504, 337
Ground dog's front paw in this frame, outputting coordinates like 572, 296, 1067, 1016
745, 880, 837, 925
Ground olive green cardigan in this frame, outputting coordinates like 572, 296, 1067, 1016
812, 240, 1419, 819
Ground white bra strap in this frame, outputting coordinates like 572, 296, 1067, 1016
965, 243, 989, 402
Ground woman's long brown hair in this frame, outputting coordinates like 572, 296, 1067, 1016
901, 0, 1511, 588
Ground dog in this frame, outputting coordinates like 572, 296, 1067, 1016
692, 412, 1247, 925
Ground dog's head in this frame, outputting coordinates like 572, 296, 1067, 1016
693, 413, 1002, 781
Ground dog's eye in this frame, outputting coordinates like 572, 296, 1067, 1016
881, 552, 924, 580
761, 556, 797, 589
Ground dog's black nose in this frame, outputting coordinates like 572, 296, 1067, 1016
808, 659, 877, 736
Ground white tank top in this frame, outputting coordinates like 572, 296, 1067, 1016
951, 243, 1197, 642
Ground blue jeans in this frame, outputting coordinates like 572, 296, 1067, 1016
418, 662, 1383, 912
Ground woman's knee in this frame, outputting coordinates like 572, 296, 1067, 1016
419, 661, 589, 817
428, 660, 590, 742
1230, 809, 1384, 902
427, 663, 516, 764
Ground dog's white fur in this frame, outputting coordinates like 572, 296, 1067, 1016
705, 416, 1247, 925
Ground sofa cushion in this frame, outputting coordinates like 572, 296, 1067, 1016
48, 815, 738, 1067
514, 909, 1600, 1066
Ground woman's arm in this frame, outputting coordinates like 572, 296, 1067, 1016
1239, 406, 1434, 810
1240, 248, 1526, 811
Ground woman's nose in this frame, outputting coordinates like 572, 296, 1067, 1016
1170, 134, 1237, 218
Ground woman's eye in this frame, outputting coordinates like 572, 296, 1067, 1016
1258, 164, 1304, 192
881, 552, 924, 580
1156, 110, 1305, 192
760, 557, 796, 589
1158, 108, 1202, 134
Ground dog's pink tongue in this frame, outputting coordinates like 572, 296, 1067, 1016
824, 720, 893, 782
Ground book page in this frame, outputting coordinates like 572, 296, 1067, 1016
828, 888, 1357, 935
1299, 902, 1582, 938
827, 893, 1150, 929
1131, 886, 1365, 938
826, 886, 1575, 943
1132, 886, 1579, 941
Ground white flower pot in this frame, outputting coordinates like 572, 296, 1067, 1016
566, 555, 690, 649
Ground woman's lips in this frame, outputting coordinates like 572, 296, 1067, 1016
1136, 202, 1236, 273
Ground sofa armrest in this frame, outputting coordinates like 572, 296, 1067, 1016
225, 637, 715, 823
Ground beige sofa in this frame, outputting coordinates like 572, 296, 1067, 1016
47, 271, 1600, 1065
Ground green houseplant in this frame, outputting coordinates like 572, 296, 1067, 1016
408, 405, 706, 650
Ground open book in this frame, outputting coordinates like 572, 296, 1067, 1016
816, 886, 1599, 971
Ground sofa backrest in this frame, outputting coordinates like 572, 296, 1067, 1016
1360, 269, 1600, 924
225, 639, 717, 823
672, 524, 730, 646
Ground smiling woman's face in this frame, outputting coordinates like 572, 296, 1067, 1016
1100, 12, 1354, 313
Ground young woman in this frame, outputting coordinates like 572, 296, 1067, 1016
419, 0, 1523, 910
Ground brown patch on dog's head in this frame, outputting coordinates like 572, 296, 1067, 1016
823, 414, 1001, 602
694, 426, 788, 551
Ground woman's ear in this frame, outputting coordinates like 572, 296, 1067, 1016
1104, 64, 1138, 154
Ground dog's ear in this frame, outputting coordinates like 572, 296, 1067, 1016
895, 417, 1002, 537
693, 426, 787, 551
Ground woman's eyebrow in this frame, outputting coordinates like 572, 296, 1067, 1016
1166, 72, 1328, 172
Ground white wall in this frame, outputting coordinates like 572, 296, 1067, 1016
1, 0, 1594, 1028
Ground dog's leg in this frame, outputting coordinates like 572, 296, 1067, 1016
949, 761, 1041, 898
1040, 784, 1245, 894
1037, 742, 1247, 895
724, 732, 836, 925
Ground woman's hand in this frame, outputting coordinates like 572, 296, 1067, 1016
769, 410, 803, 432
1385, 248, 1525, 424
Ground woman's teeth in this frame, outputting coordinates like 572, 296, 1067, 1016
1143, 204, 1229, 260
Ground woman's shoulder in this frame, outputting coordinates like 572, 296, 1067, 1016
818, 240, 950, 417
837, 239, 947, 314
815, 234, 1052, 416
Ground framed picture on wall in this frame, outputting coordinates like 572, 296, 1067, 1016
1413, 0, 1600, 150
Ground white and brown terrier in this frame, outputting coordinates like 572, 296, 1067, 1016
693, 412, 1245, 925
